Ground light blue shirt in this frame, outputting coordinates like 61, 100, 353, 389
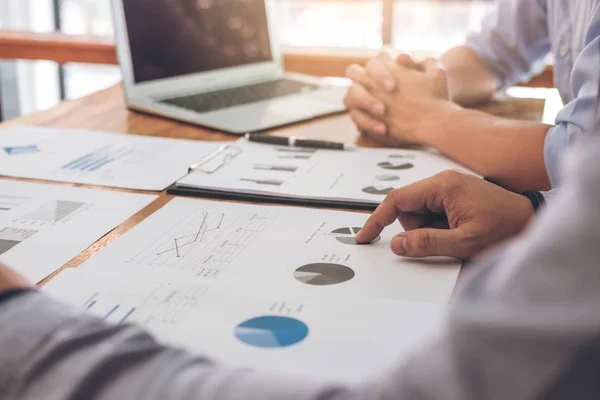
465, 0, 600, 188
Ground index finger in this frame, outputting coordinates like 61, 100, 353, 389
355, 176, 447, 243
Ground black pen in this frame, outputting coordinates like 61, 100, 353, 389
244, 133, 357, 151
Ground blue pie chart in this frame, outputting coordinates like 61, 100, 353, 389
234, 316, 309, 348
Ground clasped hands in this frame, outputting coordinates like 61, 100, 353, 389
343, 52, 455, 145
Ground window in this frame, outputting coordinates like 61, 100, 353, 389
4, 0, 496, 117
392, 0, 495, 53
277, 0, 383, 48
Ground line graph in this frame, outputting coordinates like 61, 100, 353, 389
157, 213, 224, 257
128, 209, 277, 277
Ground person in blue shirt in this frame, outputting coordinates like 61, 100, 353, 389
343, 0, 600, 258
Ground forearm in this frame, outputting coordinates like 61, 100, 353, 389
439, 46, 499, 107
419, 107, 552, 192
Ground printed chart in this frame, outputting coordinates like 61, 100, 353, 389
0, 194, 31, 211
81, 283, 207, 329
294, 263, 355, 286
60, 145, 134, 173
0, 227, 37, 255
128, 209, 277, 276
330, 226, 380, 245
0, 179, 155, 282
235, 315, 309, 348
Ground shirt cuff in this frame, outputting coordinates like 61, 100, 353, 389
0, 288, 36, 305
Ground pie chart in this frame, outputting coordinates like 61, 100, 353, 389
234, 316, 309, 348
377, 161, 414, 170
294, 263, 354, 285
330, 226, 380, 245
362, 185, 394, 195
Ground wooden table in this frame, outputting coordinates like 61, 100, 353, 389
0, 84, 549, 284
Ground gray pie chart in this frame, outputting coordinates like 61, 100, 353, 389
377, 162, 414, 170
294, 263, 355, 286
331, 227, 381, 245
362, 186, 394, 195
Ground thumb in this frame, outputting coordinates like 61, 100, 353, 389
390, 228, 470, 259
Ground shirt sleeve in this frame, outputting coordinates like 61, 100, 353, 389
544, 11, 600, 187
539, 188, 559, 205
3, 138, 600, 400
464, 0, 550, 89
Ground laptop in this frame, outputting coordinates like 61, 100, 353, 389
110, 0, 348, 134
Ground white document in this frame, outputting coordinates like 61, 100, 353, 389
80, 197, 461, 304
44, 268, 446, 383
0, 180, 156, 282
175, 117, 473, 206
0, 125, 220, 190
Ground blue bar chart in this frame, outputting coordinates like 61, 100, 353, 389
60, 146, 134, 172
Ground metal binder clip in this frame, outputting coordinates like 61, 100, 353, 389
188, 144, 242, 174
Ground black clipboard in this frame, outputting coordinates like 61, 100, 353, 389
168, 142, 378, 211
166, 184, 377, 211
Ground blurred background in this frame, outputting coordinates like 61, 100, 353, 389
0, 0, 495, 119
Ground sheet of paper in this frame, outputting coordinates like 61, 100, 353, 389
80, 197, 461, 304
176, 117, 474, 205
0, 179, 156, 282
0, 125, 220, 190
44, 268, 446, 383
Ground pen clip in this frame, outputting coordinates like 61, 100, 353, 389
188, 144, 243, 174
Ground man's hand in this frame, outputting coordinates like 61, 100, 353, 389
345, 53, 456, 144
0, 263, 32, 293
356, 171, 535, 259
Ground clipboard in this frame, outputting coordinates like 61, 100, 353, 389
167, 143, 377, 211
166, 184, 377, 211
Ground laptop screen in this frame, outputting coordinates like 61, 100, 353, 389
122, 0, 274, 84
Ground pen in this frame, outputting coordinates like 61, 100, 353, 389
244, 133, 357, 151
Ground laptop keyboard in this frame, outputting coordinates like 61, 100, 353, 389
159, 79, 320, 113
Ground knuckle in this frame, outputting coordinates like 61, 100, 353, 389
436, 169, 460, 184
343, 95, 351, 109
413, 231, 434, 254
458, 229, 481, 258
345, 64, 356, 78
349, 83, 360, 94
366, 59, 380, 73
348, 84, 364, 100
384, 189, 401, 204
376, 51, 392, 62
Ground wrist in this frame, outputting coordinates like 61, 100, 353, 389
415, 100, 464, 146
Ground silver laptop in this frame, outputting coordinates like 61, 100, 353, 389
111, 0, 347, 134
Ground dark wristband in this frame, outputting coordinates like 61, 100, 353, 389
521, 190, 546, 213
0, 288, 35, 305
